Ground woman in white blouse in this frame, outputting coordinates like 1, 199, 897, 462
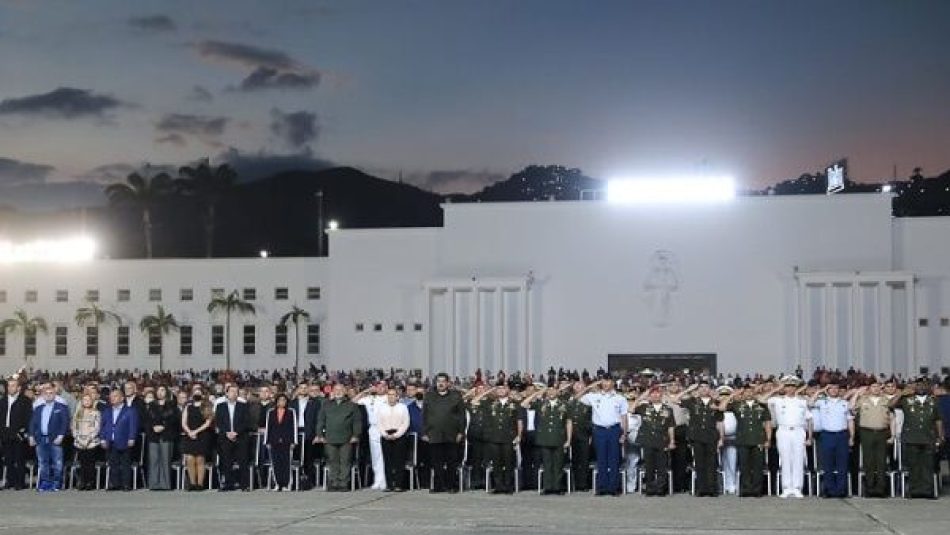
377, 388, 411, 491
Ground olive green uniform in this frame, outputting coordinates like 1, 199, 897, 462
854, 395, 890, 497
681, 397, 723, 496
467, 401, 489, 487
531, 399, 571, 493
634, 403, 675, 496
727, 399, 770, 497
567, 398, 592, 491
896, 395, 941, 498
315, 398, 362, 490
483, 398, 521, 492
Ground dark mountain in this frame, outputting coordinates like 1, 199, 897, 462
448, 165, 603, 202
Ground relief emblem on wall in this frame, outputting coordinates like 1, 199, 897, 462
643, 249, 679, 327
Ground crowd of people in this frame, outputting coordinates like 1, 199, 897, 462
1, 364, 947, 500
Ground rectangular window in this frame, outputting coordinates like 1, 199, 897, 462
413, 323, 423, 332
0, 330, 6, 356
306, 324, 320, 355
307, 287, 321, 300
274, 287, 289, 300
0, 290, 6, 303
147, 326, 161, 356
395, 323, 405, 332
211, 325, 224, 355
149, 289, 162, 302
116, 326, 130, 356
373, 323, 382, 332
180, 325, 193, 356
243, 288, 256, 301
25, 290, 37, 303
180, 288, 193, 302
55, 326, 68, 356
355, 323, 364, 332
243, 325, 256, 355
56, 290, 69, 303
275, 324, 288, 355
86, 326, 98, 356
117, 289, 130, 302
25, 330, 37, 356
211, 288, 224, 300
86, 289, 99, 302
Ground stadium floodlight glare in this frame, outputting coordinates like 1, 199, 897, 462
327, 220, 339, 231
0, 236, 97, 264
606, 176, 736, 204
881, 184, 893, 193
259, 250, 269, 258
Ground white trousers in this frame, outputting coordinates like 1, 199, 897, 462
721, 443, 737, 493
624, 447, 640, 492
776, 427, 805, 493
368, 427, 386, 489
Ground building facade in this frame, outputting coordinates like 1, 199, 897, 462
1, 193, 949, 376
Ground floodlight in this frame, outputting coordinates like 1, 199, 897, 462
606, 176, 735, 203
881, 184, 892, 193
0, 236, 97, 264
327, 220, 339, 231
259, 250, 269, 258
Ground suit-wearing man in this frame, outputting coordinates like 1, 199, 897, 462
28, 385, 70, 491
1, 379, 33, 490
215, 385, 251, 491
290, 385, 320, 488
99, 390, 140, 491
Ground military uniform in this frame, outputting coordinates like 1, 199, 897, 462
467, 401, 488, 488
422, 389, 467, 492
897, 394, 941, 498
855, 395, 890, 497
315, 398, 362, 491
681, 397, 723, 496
531, 398, 571, 493
482, 398, 521, 493
634, 403, 675, 496
566, 397, 592, 491
728, 399, 770, 497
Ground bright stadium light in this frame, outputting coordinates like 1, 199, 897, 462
259, 249, 269, 258
0, 236, 97, 264
327, 220, 339, 231
606, 176, 736, 204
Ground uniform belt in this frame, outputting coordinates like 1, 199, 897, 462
860, 426, 888, 431
778, 425, 803, 430
593, 424, 620, 429
823, 429, 847, 434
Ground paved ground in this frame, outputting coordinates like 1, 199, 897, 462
2, 491, 950, 535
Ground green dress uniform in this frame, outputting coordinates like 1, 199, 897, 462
727, 399, 770, 497
467, 401, 489, 487
482, 398, 521, 493
681, 397, 723, 496
634, 403, 675, 496
422, 389, 467, 492
854, 395, 891, 497
315, 398, 362, 491
897, 394, 941, 498
566, 397, 593, 491
531, 398, 571, 493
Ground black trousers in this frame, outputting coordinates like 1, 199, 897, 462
416, 440, 430, 488
295, 432, 317, 487
642, 446, 669, 495
671, 426, 689, 492
107, 447, 132, 489
217, 435, 249, 489
429, 442, 459, 491
692, 441, 719, 495
2, 438, 26, 488
381, 435, 408, 489
570, 435, 591, 491
737, 445, 765, 496
270, 444, 291, 488
486, 441, 517, 492
78, 448, 98, 488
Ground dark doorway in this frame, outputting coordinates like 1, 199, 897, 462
607, 354, 717, 376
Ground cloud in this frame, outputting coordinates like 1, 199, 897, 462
0, 156, 55, 184
270, 109, 318, 148
191, 40, 321, 92
0, 181, 106, 211
406, 169, 507, 194
77, 162, 177, 184
188, 85, 213, 102
0, 87, 124, 119
128, 15, 176, 32
215, 147, 334, 182
154, 113, 229, 146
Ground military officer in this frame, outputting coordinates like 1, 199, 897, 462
477, 384, 522, 493
566, 382, 593, 492
665, 381, 691, 492
810, 383, 854, 498
768, 376, 812, 498
720, 386, 771, 497
634, 387, 675, 496
851, 381, 892, 497
522, 385, 573, 494
890, 378, 943, 498
314, 384, 362, 491
579, 378, 628, 496
673, 381, 724, 496
465, 385, 489, 488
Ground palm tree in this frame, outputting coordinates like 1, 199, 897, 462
279, 305, 311, 373
75, 301, 122, 371
139, 305, 178, 372
105, 167, 174, 258
207, 290, 256, 371
1, 309, 48, 366
176, 160, 237, 258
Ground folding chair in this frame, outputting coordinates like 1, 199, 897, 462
899, 443, 940, 499
484, 443, 521, 493
636, 448, 672, 496
404, 432, 419, 491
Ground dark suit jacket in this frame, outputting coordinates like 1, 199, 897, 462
0, 394, 33, 441
214, 401, 251, 436
126, 396, 147, 431
28, 401, 70, 440
99, 404, 140, 450
264, 407, 298, 447
289, 397, 319, 440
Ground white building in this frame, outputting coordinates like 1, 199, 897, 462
1, 193, 949, 377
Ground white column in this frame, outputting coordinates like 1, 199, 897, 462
849, 282, 859, 370
522, 284, 529, 372
425, 288, 432, 374
907, 279, 917, 375
474, 286, 481, 372
495, 286, 504, 373
798, 282, 808, 372
879, 282, 893, 374
823, 284, 834, 370
448, 288, 457, 377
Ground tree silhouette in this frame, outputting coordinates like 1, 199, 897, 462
75, 301, 122, 371
279, 305, 311, 373
1, 309, 48, 366
207, 290, 256, 370
138, 305, 178, 372
105, 167, 174, 258
176, 160, 237, 258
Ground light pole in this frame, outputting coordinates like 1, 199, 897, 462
315, 189, 325, 256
